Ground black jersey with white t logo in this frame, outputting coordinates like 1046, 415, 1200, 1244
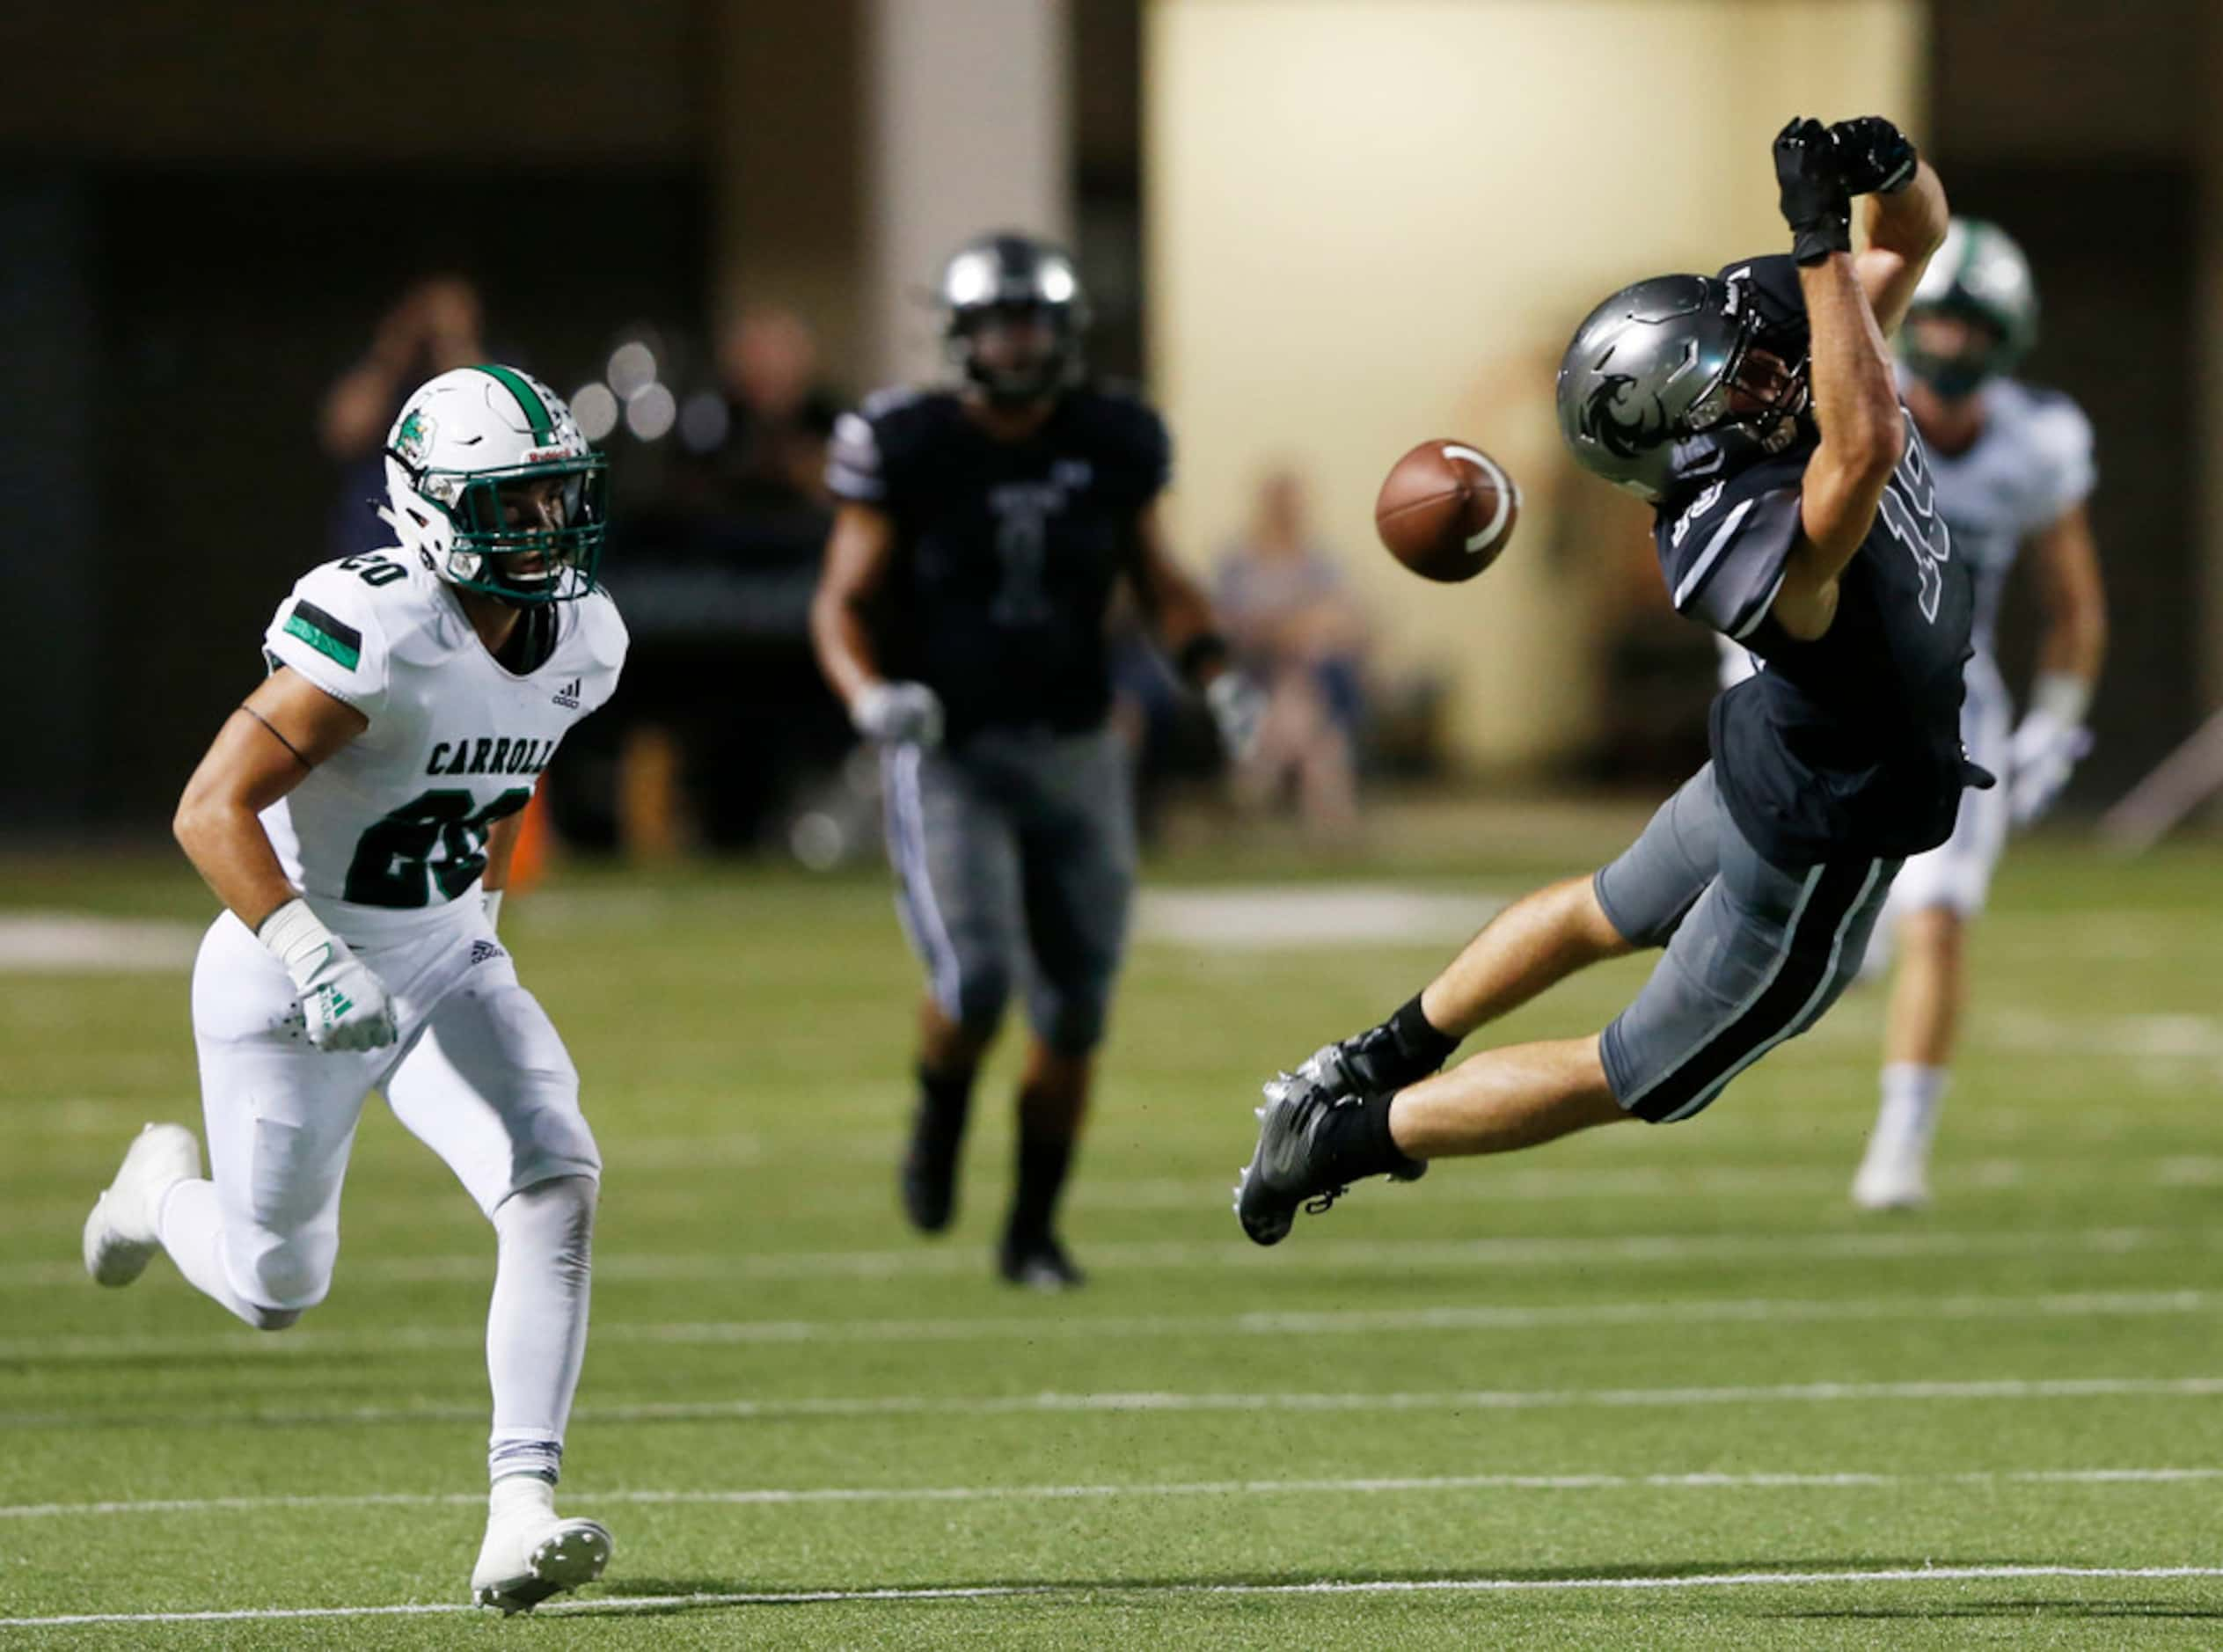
827, 385, 1171, 744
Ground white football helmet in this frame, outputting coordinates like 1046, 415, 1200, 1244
381, 365, 608, 603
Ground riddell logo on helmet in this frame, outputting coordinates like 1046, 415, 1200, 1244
522, 446, 571, 464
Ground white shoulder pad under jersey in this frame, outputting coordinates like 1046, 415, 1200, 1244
260, 549, 627, 922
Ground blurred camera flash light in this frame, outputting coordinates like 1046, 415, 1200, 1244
608, 341, 659, 402
572, 383, 619, 442
625, 382, 676, 442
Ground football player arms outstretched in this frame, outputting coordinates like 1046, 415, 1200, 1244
813, 232, 1264, 1290
1714, 216, 2107, 1209
81, 366, 629, 1613
1237, 117, 1971, 1245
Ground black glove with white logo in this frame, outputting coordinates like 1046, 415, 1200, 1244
1827, 115, 1919, 196
1773, 116, 1852, 267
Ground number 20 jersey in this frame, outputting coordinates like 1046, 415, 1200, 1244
1653, 254, 1978, 866
825, 384, 1171, 744
258, 550, 627, 923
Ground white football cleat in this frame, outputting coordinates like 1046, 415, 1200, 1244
471, 1477, 612, 1614
83, 1123, 201, 1287
1851, 1135, 1932, 1211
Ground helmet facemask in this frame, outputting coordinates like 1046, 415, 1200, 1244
1899, 304, 2008, 402
409, 457, 610, 604
950, 301, 1081, 407
1680, 307, 1814, 468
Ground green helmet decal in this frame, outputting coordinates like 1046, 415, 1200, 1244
474, 363, 557, 443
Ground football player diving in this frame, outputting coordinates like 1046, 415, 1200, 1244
1236, 118, 1981, 1242
1722, 219, 2107, 1209
81, 367, 628, 1612
813, 232, 1264, 1290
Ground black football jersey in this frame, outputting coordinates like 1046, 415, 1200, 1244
1651, 254, 1979, 865
827, 385, 1171, 742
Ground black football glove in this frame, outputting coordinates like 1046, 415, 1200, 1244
1774, 116, 1852, 267
1828, 115, 1918, 195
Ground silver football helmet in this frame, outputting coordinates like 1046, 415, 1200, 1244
1555, 274, 1810, 503
939, 231, 1089, 406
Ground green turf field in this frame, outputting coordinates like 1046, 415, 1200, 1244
3, 819, 2220, 1647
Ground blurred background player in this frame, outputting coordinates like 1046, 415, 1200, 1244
79, 366, 626, 1612
1724, 218, 2105, 1209
812, 231, 1263, 1290
1238, 117, 1969, 1244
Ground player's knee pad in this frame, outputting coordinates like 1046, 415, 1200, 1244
230, 1231, 338, 1317
496, 1173, 597, 1276
1028, 980, 1111, 1056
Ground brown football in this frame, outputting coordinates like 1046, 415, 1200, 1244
1373, 439, 1521, 582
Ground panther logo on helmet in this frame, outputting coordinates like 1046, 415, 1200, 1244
1582, 372, 1671, 460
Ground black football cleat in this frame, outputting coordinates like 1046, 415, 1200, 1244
1235, 1044, 1427, 1246
900, 1103, 963, 1235
998, 1230, 1086, 1291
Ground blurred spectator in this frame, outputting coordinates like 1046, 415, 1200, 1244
594, 303, 852, 859
319, 275, 485, 558
1213, 469, 1366, 837
684, 303, 843, 514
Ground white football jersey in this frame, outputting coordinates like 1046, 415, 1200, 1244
1927, 377, 2095, 654
259, 549, 626, 925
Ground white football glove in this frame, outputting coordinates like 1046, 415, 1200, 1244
1206, 671, 1269, 764
852, 681, 945, 748
258, 898, 399, 1053
2007, 712, 2091, 827
2007, 674, 2095, 828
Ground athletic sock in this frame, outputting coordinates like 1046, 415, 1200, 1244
916, 1064, 975, 1143
1872, 1063, 1949, 1154
1312, 1092, 1424, 1187
156, 1178, 297, 1331
1006, 1088, 1077, 1248
1385, 994, 1460, 1081
485, 1176, 596, 1488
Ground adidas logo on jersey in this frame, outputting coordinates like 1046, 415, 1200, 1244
469, 939, 507, 967
552, 678, 582, 710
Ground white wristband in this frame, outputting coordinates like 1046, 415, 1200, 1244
483, 888, 504, 932
2029, 671, 2092, 729
256, 896, 339, 990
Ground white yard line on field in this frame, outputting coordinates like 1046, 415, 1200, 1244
0, 1222, 2174, 1289
15, 1154, 2223, 1239
3, 1566, 2221, 1628
4, 1466, 2219, 1523
0, 1288, 2208, 1363
9, 1373, 2223, 1434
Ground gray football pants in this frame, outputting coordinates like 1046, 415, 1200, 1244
1594, 764, 1900, 1122
881, 726, 1137, 1056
